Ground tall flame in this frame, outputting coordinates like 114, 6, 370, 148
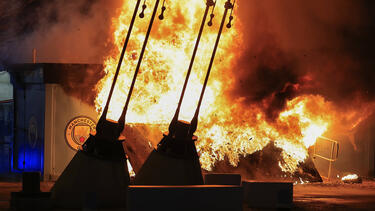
95, 0, 237, 124
95, 0, 343, 173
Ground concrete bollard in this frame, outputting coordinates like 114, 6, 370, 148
243, 180, 293, 209
22, 172, 41, 193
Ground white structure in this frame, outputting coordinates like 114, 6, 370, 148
0, 71, 13, 101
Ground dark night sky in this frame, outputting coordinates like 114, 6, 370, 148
1, 0, 374, 119
0, 0, 121, 64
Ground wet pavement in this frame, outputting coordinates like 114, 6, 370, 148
292, 180, 375, 210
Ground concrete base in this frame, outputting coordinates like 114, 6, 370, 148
127, 185, 243, 211
204, 173, 241, 185
243, 180, 293, 208
51, 150, 130, 209
10, 171, 53, 210
10, 192, 53, 210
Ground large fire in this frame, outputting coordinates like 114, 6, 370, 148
94, 0, 356, 174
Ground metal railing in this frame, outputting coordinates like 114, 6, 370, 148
313, 136, 339, 180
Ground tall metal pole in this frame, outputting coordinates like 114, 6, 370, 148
169, 0, 215, 134
118, 0, 161, 126
102, 0, 142, 119
190, 0, 233, 135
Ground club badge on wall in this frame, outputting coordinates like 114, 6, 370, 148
65, 116, 96, 150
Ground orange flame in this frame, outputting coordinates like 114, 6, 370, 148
94, 0, 368, 174
95, 0, 238, 124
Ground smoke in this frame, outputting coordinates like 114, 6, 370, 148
1, 0, 374, 117
230, 0, 375, 120
0, 0, 122, 64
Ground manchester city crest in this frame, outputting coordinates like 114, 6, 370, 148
65, 116, 96, 150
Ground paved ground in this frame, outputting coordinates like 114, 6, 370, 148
292, 180, 375, 210
1, 180, 375, 210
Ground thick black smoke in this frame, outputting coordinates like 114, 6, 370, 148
1, 0, 375, 118
230, 0, 375, 120
0, 0, 121, 64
